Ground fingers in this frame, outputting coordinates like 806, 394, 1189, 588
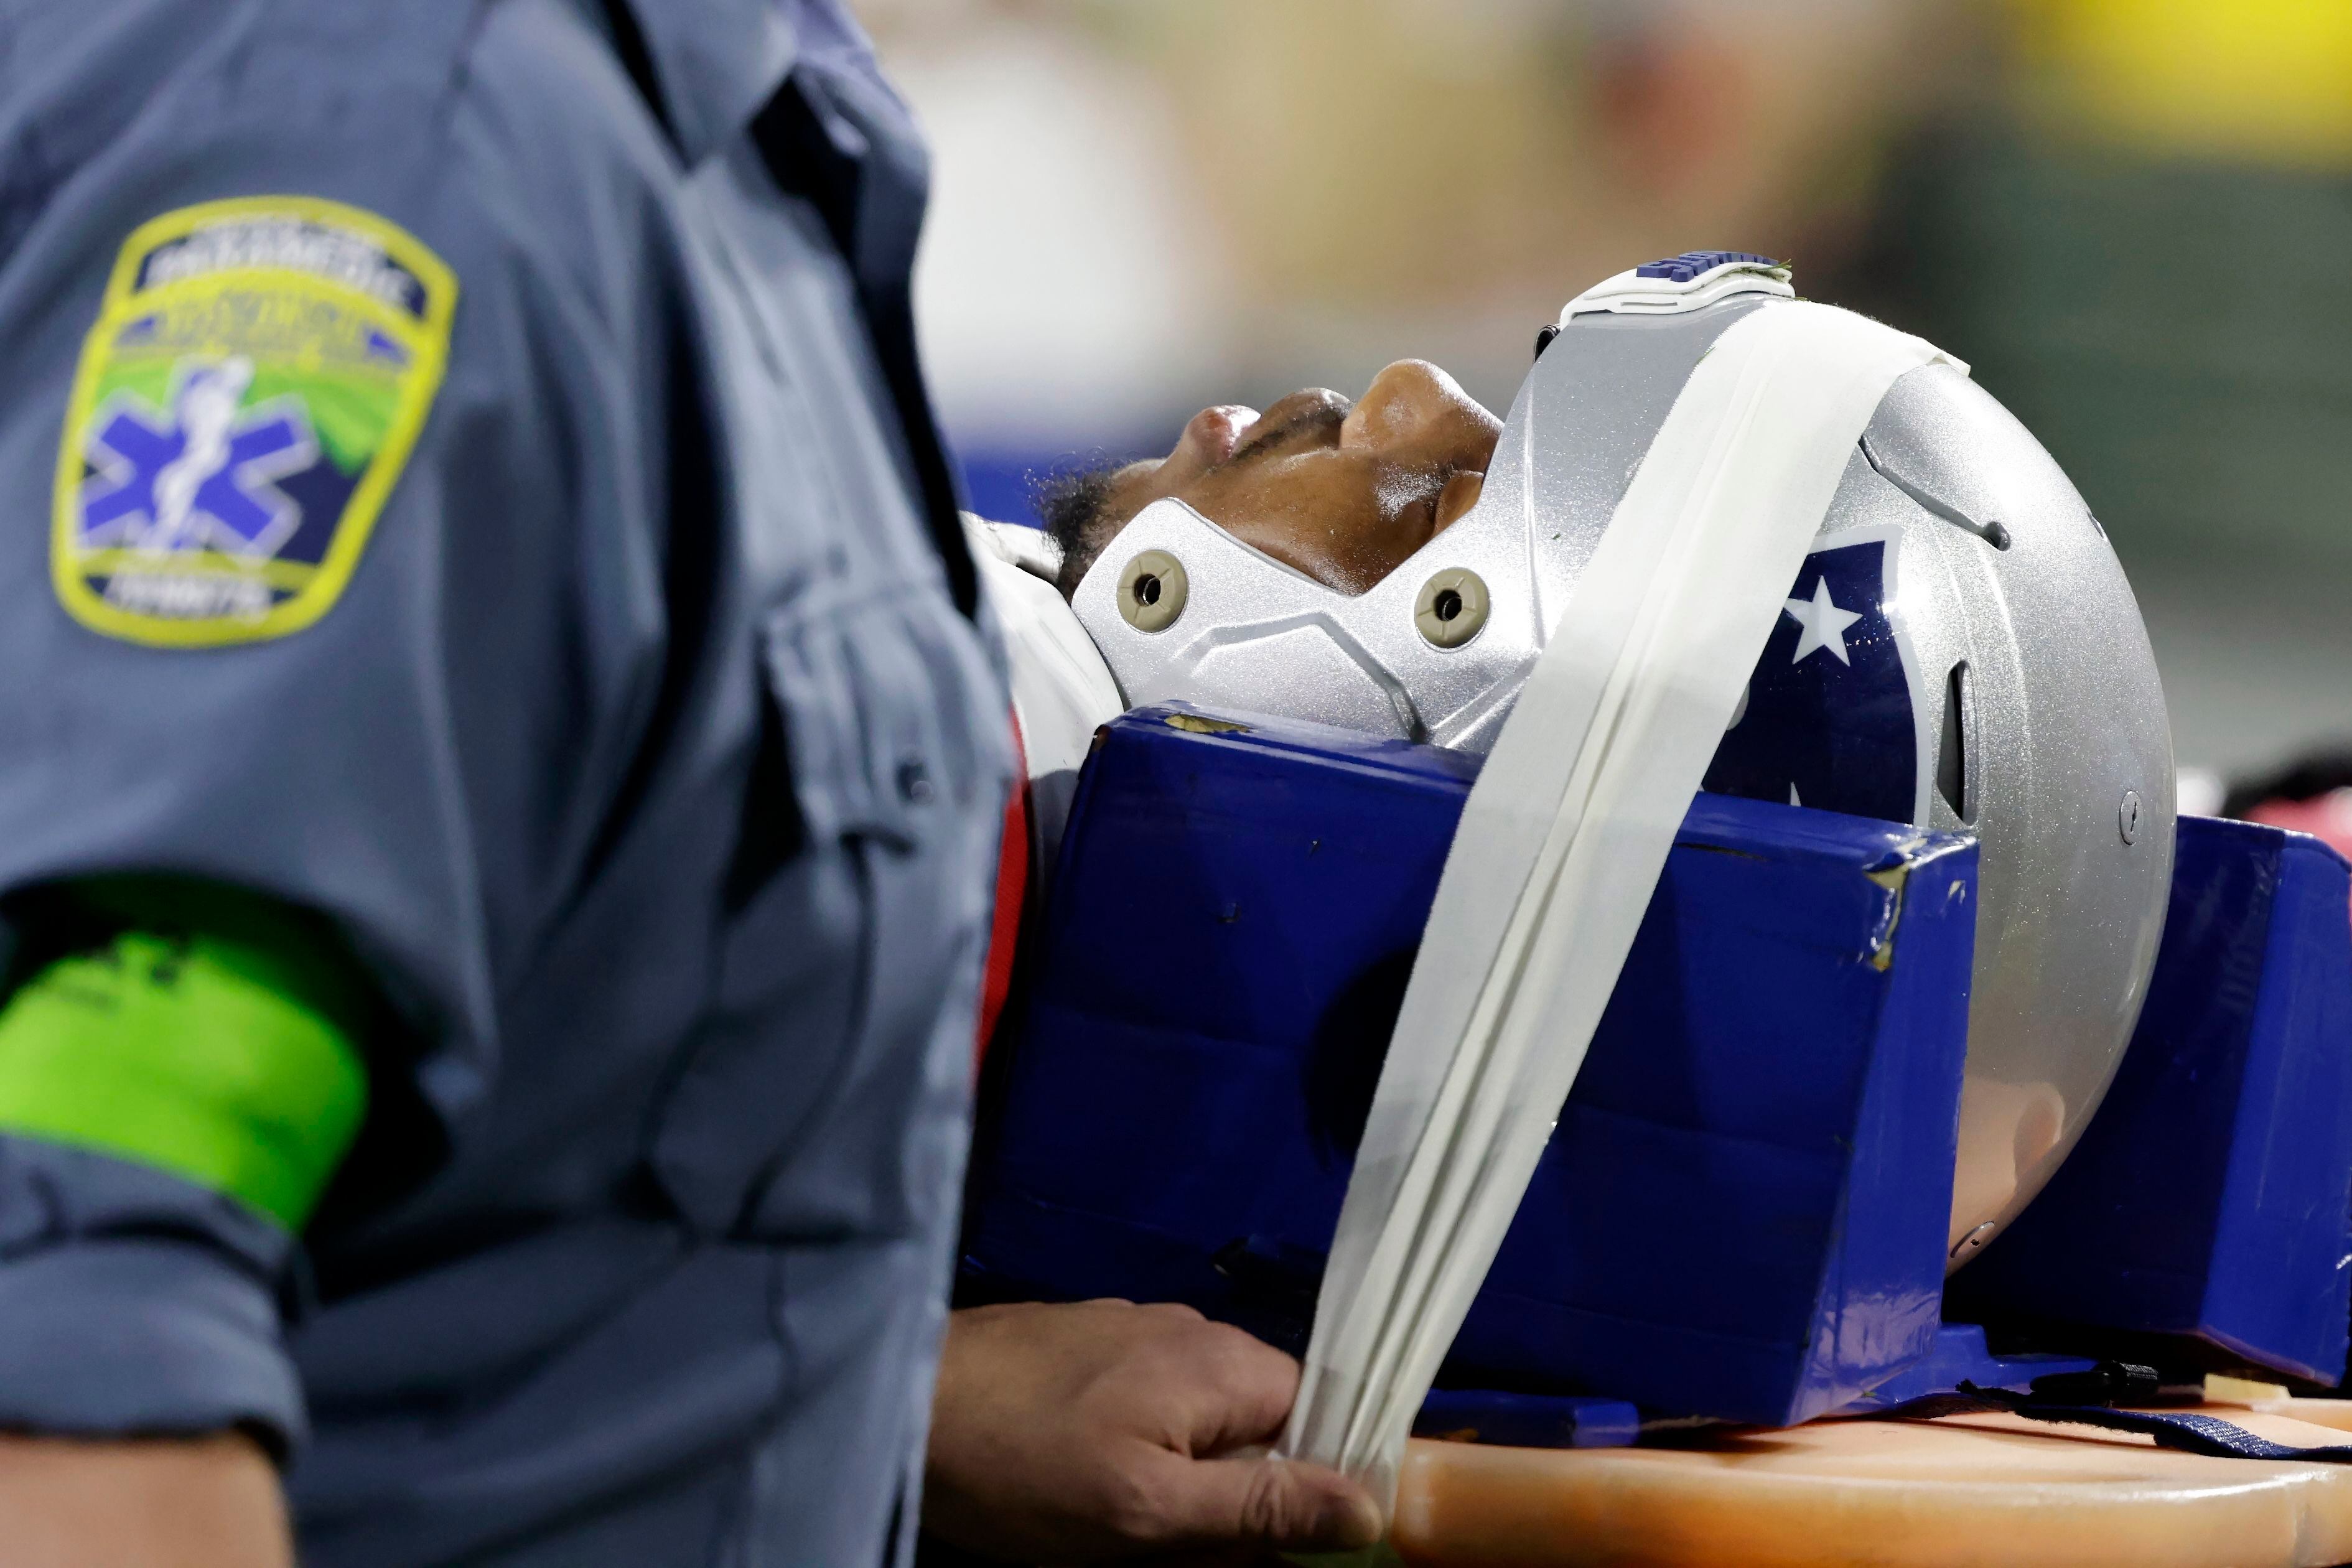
1132, 1449, 1384, 1556
1065, 1301, 1301, 1458
1154, 1319, 1302, 1458
925, 1300, 1378, 1565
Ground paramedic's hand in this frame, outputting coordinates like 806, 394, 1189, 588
925, 1299, 1384, 1566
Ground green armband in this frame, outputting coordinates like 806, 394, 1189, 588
0, 897, 369, 1230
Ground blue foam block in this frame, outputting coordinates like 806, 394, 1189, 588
1948, 817, 2352, 1383
1412, 1390, 1641, 1449
964, 705, 1980, 1426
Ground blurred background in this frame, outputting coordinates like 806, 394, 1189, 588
857, 0, 2352, 786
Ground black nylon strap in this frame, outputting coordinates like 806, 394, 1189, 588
1874, 1361, 2352, 1463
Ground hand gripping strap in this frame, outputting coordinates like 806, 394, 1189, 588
1277, 303, 1960, 1514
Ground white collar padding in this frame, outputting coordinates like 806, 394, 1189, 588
1275, 302, 1963, 1514
962, 515, 1124, 880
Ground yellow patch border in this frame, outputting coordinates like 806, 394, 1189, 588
50, 195, 458, 648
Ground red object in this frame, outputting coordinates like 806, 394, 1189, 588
2244, 788, 2352, 864
2244, 788, 2352, 922
975, 713, 1030, 1068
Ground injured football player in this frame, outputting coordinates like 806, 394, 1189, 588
934, 253, 2183, 1560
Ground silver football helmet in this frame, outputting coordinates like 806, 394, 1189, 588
1071, 254, 2176, 1264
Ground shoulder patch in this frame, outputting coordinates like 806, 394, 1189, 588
51, 197, 457, 647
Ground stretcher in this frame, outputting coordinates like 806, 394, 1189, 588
1390, 1397, 2352, 1567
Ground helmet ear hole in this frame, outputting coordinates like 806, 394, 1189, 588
1116, 550, 1188, 632
1416, 568, 1491, 648
1936, 660, 1974, 824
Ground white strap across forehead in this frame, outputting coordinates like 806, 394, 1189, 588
1276, 301, 1962, 1513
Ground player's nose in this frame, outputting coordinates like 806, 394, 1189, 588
1342, 360, 1500, 475
1172, 403, 1260, 470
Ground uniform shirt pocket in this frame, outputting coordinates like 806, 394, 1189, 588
760, 577, 989, 853
650, 576, 1007, 1241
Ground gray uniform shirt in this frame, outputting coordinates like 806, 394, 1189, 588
0, 1, 1012, 1562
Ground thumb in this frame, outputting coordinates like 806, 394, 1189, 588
1145, 1450, 1385, 1554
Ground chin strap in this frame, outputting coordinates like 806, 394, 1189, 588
1876, 1362, 2352, 1462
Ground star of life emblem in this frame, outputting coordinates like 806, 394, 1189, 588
75, 358, 321, 620
51, 196, 457, 646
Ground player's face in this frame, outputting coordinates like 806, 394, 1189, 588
1099, 360, 1501, 594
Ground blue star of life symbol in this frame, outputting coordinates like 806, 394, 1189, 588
78, 357, 318, 561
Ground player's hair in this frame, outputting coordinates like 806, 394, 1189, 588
1034, 464, 1124, 600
